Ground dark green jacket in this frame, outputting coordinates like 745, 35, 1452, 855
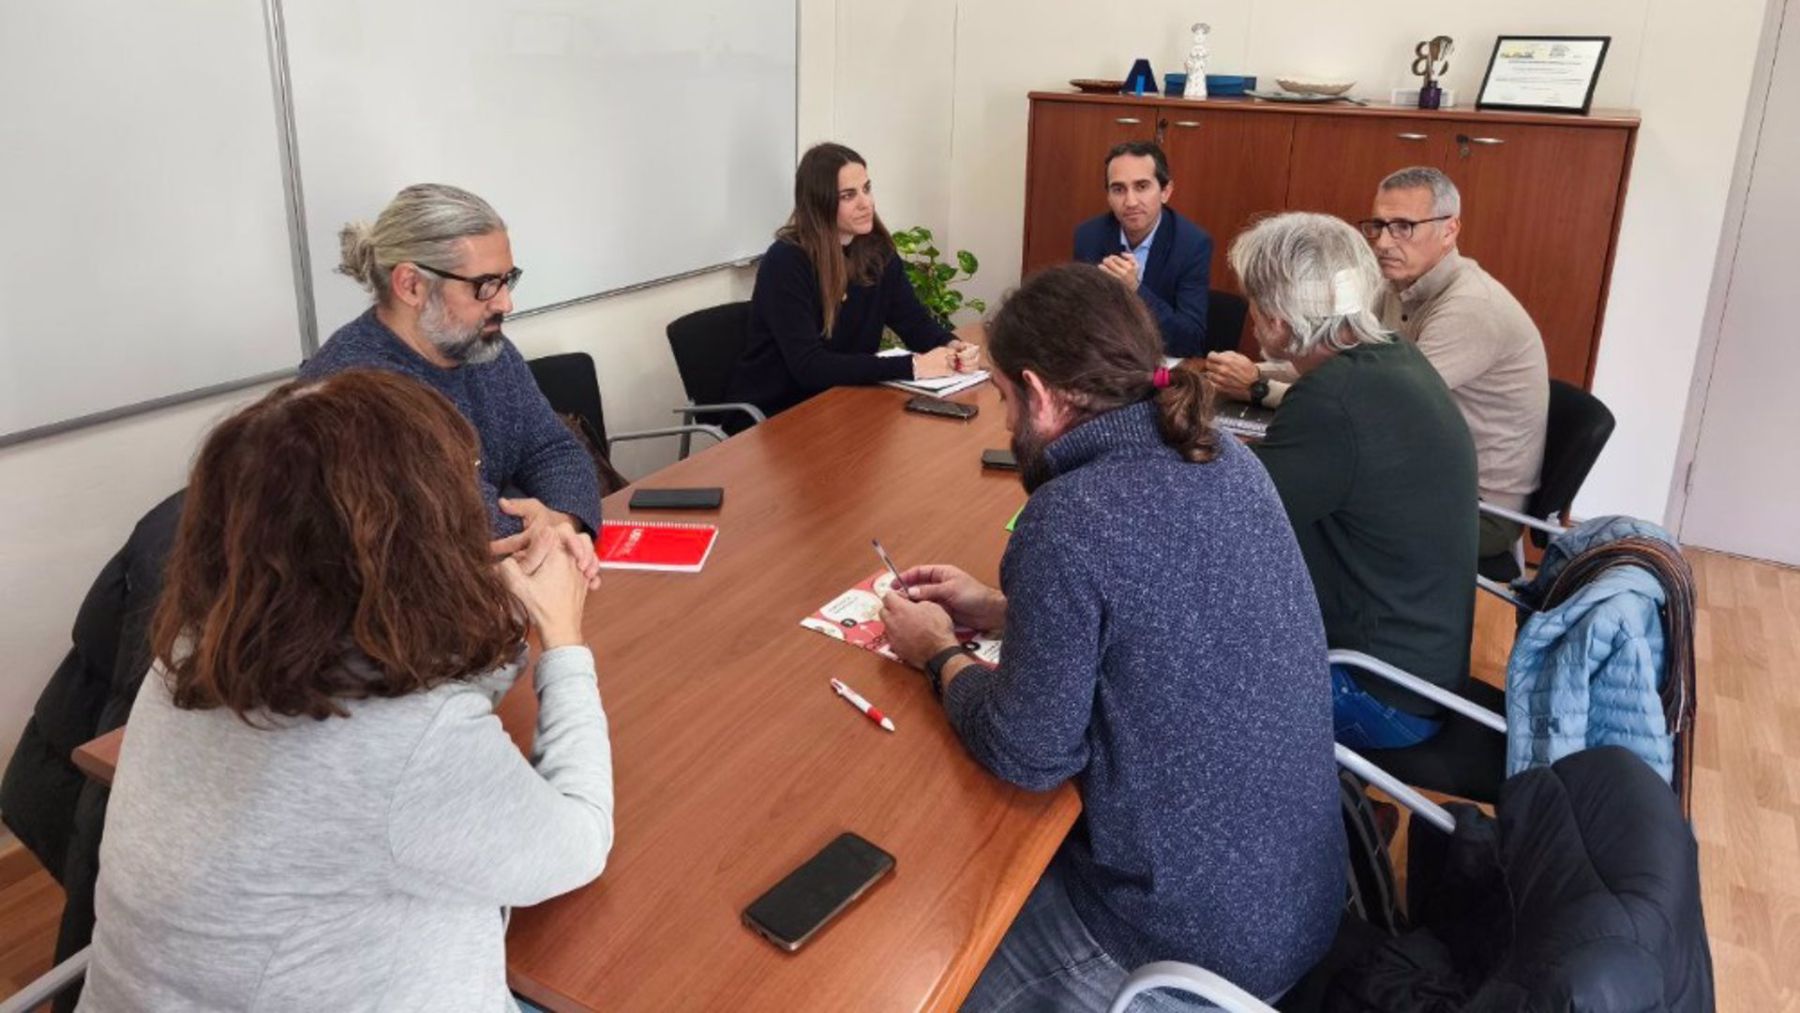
1253, 340, 1478, 713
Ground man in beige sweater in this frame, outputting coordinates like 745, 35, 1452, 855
1207, 167, 1547, 557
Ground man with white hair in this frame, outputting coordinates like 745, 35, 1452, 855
1208, 167, 1548, 559
301, 183, 600, 583
1233, 212, 1478, 750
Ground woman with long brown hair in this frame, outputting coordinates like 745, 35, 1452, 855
726, 141, 983, 421
80, 370, 612, 1012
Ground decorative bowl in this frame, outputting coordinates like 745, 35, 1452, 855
1070, 78, 1126, 94
1276, 78, 1355, 96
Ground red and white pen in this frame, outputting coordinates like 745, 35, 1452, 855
831, 678, 896, 733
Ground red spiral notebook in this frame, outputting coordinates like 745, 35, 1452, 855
594, 521, 718, 573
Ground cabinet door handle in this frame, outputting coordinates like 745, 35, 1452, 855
1173, 120, 1201, 128
1115, 117, 1142, 125
1467, 136, 1505, 145
1396, 132, 1430, 141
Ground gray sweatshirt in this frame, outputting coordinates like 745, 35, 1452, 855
80, 646, 613, 1012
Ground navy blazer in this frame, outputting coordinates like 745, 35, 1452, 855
1073, 206, 1215, 357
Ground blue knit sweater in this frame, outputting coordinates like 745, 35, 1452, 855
943, 402, 1345, 996
299, 309, 602, 538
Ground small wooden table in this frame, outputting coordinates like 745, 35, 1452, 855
70, 382, 1080, 1011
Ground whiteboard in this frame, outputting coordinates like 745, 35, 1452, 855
0, 0, 796, 444
284, 0, 798, 332
0, 1, 304, 441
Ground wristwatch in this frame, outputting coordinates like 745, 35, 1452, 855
924, 645, 971, 697
1248, 377, 1271, 408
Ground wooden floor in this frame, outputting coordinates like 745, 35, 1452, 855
0, 548, 1794, 1008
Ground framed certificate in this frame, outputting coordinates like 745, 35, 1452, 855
1476, 36, 1611, 114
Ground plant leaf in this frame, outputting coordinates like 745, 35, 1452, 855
956, 250, 978, 275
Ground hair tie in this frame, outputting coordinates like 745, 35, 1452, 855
1152, 366, 1172, 390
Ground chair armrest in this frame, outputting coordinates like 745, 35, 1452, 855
1109, 961, 1277, 1013
1334, 744, 1456, 834
607, 424, 729, 449
1327, 649, 1507, 733
0, 946, 90, 1013
673, 403, 766, 425
1478, 500, 1566, 537
1476, 574, 1533, 611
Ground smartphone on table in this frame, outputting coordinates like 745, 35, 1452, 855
980, 448, 1018, 471
742, 832, 896, 952
904, 395, 978, 420
628, 487, 724, 510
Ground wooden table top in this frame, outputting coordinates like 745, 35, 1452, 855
497, 382, 1080, 1012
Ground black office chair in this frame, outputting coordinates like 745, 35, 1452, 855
526, 352, 725, 491
665, 301, 766, 454
1478, 380, 1617, 582
1204, 289, 1248, 356
1331, 651, 1510, 806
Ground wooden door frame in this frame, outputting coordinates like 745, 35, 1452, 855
1667, 0, 1790, 532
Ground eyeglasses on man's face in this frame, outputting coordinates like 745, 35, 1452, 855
1356, 216, 1452, 241
416, 263, 523, 302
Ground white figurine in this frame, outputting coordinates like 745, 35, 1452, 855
1183, 22, 1211, 98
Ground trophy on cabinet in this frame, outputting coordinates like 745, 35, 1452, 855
1411, 35, 1454, 109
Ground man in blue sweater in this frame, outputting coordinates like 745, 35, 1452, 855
880, 265, 1344, 1009
301, 184, 601, 584
1073, 141, 1217, 357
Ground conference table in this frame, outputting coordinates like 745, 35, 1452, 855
69, 380, 1080, 1011
498, 381, 1079, 1011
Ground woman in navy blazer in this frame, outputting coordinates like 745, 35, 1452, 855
1073, 141, 1216, 357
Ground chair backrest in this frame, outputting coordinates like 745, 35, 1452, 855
1205, 289, 1249, 356
666, 301, 751, 406
527, 351, 610, 450
1526, 379, 1615, 522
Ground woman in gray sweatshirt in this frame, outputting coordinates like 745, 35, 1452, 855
80, 369, 614, 1012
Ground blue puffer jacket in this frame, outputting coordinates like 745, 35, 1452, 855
1504, 516, 1677, 782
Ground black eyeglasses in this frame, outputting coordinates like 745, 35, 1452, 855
415, 263, 523, 301
1357, 216, 1452, 241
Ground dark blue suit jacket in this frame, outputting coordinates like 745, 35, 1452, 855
1073, 206, 1215, 357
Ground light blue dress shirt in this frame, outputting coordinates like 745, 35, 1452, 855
1118, 210, 1163, 280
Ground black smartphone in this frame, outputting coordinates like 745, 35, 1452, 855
742, 832, 896, 952
628, 487, 724, 510
980, 448, 1018, 471
904, 395, 979, 420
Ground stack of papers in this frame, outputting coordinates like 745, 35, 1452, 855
877, 348, 989, 397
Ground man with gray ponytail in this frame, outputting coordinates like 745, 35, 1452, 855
1233, 212, 1478, 751
877, 264, 1345, 1010
302, 184, 602, 584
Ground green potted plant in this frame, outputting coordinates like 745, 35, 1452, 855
892, 225, 987, 330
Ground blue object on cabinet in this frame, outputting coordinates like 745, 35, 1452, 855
1124, 58, 1158, 95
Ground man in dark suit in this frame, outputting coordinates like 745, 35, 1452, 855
1073, 141, 1215, 357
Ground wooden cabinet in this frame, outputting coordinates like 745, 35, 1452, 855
1158, 111, 1294, 294
1020, 100, 1158, 272
1286, 117, 1447, 221
1438, 121, 1631, 383
1023, 93, 1639, 387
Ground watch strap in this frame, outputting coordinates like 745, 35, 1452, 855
924, 645, 969, 696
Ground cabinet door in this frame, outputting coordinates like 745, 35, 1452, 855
1021, 101, 1158, 274
1442, 122, 1630, 385
1159, 111, 1295, 295
1285, 117, 1450, 222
